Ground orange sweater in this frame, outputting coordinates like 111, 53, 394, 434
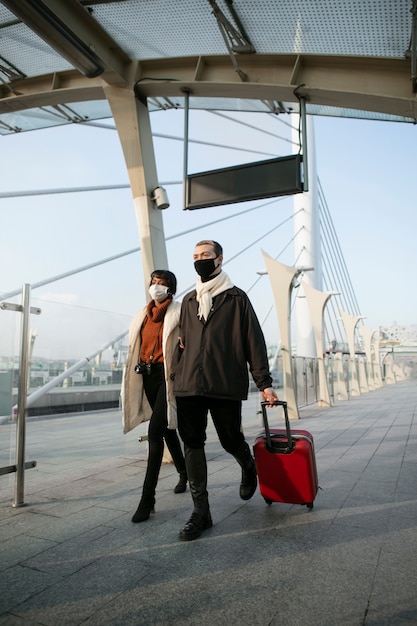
139, 298, 171, 364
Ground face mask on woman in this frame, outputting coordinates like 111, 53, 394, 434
149, 283, 170, 303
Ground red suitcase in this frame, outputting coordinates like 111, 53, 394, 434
253, 401, 318, 509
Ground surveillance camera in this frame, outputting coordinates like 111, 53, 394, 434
152, 186, 170, 210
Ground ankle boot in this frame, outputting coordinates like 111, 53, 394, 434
178, 506, 212, 541
234, 441, 258, 501
178, 446, 212, 542
174, 470, 187, 494
132, 439, 163, 523
131, 496, 155, 523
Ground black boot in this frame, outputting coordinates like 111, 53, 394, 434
178, 446, 212, 542
131, 495, 155, 523
132, 439, 163, 523
179, 506, 213, 541
174, 470, 187, 494
165, 429, 188, 494
234, 441, 258, 501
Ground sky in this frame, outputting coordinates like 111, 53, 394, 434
0, 108, 416, 361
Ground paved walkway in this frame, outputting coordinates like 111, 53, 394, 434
1, 380, 416, 625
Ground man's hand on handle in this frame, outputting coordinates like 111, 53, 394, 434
261, 387, 279, 406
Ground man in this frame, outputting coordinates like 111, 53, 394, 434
174, 240, 278, 541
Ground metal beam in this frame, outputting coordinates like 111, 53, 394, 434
40, 0, 134, 82
208, 0, 255, 81
0, 461, 37, 477
0, 53, 416, 121
135, 54, 417, 120
209, 0, 255, 54
0, 71, 105, 113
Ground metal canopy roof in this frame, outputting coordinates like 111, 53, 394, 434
0, 0, 416, 135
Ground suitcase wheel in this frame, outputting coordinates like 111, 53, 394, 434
306, 502, 314, 510
263, 497, 272, 506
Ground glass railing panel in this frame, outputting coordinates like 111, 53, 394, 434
325, 354, 335, 403
0, 295, 19, 495
270, 352, 283, 392
25, 296, 132, 416
292, 356, 305, 406
305, 357, 318, 405
0, 295, 132, 502
0, 303, 17, 420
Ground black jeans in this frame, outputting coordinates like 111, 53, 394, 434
142, 364, 168, 440
142, 363, 185, 471
176, 395, 245, 456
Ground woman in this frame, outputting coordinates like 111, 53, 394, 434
121, 270, 187, 523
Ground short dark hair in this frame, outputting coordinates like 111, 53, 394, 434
150, 270, 177, 295
195, 240, 223, 257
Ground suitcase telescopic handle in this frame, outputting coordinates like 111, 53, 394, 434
260, 400, 293, 452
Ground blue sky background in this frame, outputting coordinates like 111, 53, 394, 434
0, 109, 416, 360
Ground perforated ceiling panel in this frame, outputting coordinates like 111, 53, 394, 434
0, 0, 414, 133
90, 0, 410, 59
91, 0, 222, 59
0, 5, 72, 77
235, 0, 410, 57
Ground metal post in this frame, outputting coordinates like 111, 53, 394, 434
303, 358, 308, 405
299, 97, 309, 192
13, 284, 31, 507
183, 89, 190, 210
411, 0, 417, 92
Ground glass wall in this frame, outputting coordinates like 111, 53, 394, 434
0, 290, 132, 501
0, 301, 18, 485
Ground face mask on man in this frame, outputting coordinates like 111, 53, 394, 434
194, 256, 219, 279
149, 283, 170, 303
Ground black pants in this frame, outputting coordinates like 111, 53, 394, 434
176, 395, 245, 456
142, 364, 185, 471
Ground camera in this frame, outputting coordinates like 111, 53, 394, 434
151, 186, 170, 210
134, 361, 152, 375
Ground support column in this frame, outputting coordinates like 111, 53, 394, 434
339, 311, 363, 398
372, 332, 383, 388
104, 86, 172, 463
384, 351, 396, 384
393, 362, 406, 381
333, 352, 348, 401
262, 251, 300, 420
301, 282, 335, 407
292, 115, 321, 357
359, 326, 376, 390
103, 85, 168, 292
358, 356, 369, 394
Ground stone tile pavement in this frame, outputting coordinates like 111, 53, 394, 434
1, 380, 416, 625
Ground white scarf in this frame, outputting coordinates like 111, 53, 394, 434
195, 271, 234, 321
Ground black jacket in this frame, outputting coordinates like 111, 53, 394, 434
173, 285, 273, 400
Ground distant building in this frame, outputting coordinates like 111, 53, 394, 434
380, 322, 417, 346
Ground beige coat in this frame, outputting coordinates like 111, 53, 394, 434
121, 300, 181, 434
